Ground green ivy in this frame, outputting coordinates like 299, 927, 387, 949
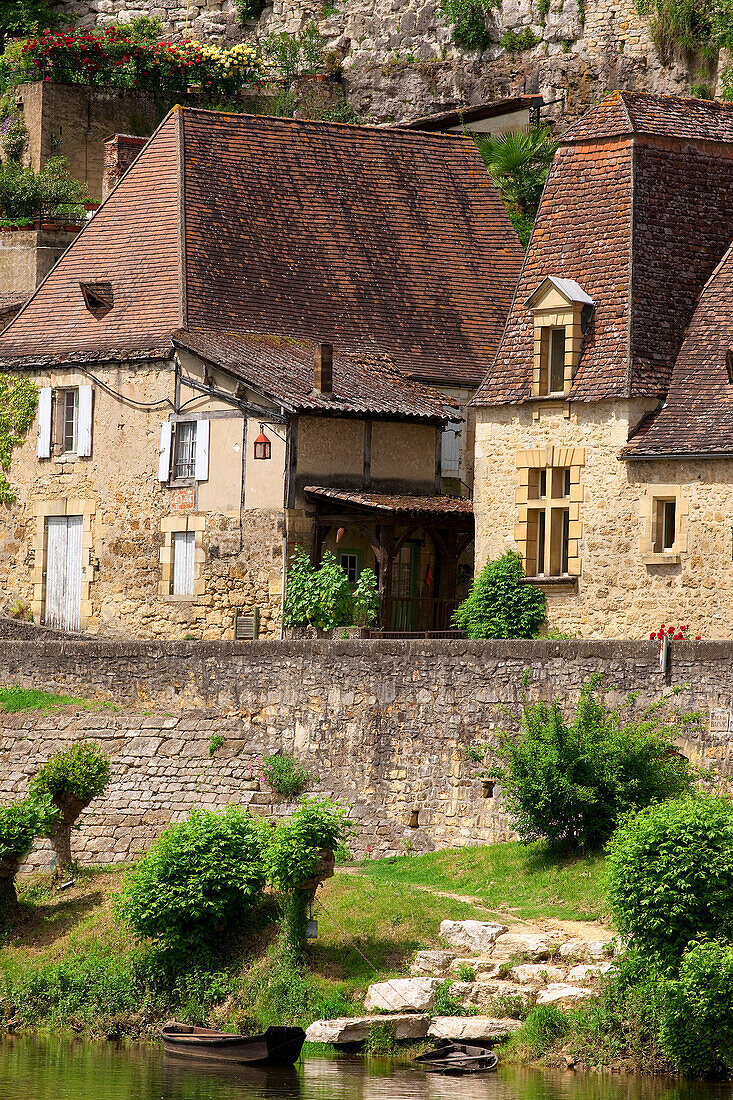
500, 27, 542, 51
0, 375, 37, 505
535, 0, 552, 23
439, 0, 497, 50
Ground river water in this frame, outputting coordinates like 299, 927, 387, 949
2, 1037, 733, 1100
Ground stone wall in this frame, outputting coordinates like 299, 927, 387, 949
52, 0, 710, 125
2, 637, 733, 869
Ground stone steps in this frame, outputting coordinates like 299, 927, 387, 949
305, 1014, 521, 1046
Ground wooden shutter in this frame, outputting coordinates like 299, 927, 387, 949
172, 531, 195, 596
77, 385, 93, 457
194, 419, 209, 481
441, 425, 461, 475
37, 387, 52, 459
158, 421, 172, 481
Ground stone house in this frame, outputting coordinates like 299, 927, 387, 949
473, 91, 733, 638
0, 106, 521, 638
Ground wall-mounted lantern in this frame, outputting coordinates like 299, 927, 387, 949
253, 426, 271, 460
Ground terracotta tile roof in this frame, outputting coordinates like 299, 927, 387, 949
0, 292, 28, 314
304, 486, 474, 515
564, 90, 733, 145
621, 245, 733, 457
0, 108, 521, 389
474, 92, 733, 406
174, 329, 458, 421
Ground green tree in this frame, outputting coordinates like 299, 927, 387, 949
116, 806, 269, 951
0, 0, 58, 48
606, 795, 733, 964
29, 742, 110, 874
0, 796, 57, 922
0, 157, 89, 223
451, 550, 545, 638
265, 798, 352, 959
474, 125, 558, 248
496, 674, 698, 851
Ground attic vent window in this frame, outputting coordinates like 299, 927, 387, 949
80, 281, 113, 317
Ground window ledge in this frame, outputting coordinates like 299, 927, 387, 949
167, 478, 196, 488
642, 552, 680, 566
523, 574, 578, 592
161, 594, 197, 603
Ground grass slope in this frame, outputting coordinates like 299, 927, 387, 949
0, 686, 116, 714
358, 842, 608, 922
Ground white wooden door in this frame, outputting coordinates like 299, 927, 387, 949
45, 516, 83, 631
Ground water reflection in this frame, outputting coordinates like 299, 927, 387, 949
2, 1036, 733, 1100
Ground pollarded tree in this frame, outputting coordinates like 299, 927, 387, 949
29, 741, 110, 875
0, 796, 57, 922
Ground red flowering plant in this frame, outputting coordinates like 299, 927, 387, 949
649, 623, 702, 641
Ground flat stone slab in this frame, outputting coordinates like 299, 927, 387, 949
428, 1017, 522, 1042
559, 939, 612, 960
439, 920, 508, 954
448, 957, 507, 980
511, 963, 566, 985
365, 977, 441, 1012
566, 962, 615, 983
305, 1014, 430, 1044
410, 949, 457, 977
536, 983, 596, 1005
491, 932, 560, 961
451, 979, 531, 1007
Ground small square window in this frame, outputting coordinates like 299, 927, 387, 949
173, 422, 197, 480
528, 469, 547, 499
340, 552, 360, 584
53, 388, 78, 454
551, 467, 571, 498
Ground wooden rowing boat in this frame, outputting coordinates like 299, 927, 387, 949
161, 1023, 306, 1066
413, 1039, 499, 1074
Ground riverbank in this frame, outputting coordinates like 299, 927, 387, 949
0, 844, 607, 1042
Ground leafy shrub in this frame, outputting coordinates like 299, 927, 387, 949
0, 797, 56, 865
438, 0, 496, 49
116, 806, 269, 950
260, 752, 318, 799
0, 0, 60, 44
233, 947, 351, 1029
636, 0, 733, 61
452, 551, 545, 638
235, 0, 268, 21
208, 734, 225, 757
455, 963, 476, 981
433, 978, 477, 1016
506, 1003, 570, 1058
262, 21, 325, 84
283, 546, 378, 632
495, 673, 697, 851
606, 795, 733, 964
30, 741, 110, 805
500, 27, 542, 50
660, 940, 733, 1077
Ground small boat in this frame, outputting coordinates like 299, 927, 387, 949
161, 1022, 306, 1066
413, 1039, 499, 1075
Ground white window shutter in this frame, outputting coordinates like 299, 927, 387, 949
37, 387, 52, 459
77, 385, 93, 457
441, 424, 461, 475
195, 419, 209, 482
158, 421, 172, 481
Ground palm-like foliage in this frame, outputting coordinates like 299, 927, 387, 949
474, 125, 558, 247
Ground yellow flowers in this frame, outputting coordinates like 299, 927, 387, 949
185, 38, 269, 79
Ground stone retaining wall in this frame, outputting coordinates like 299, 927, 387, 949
2, 638, 733, 868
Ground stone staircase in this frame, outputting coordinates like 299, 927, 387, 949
305, 921, 616, 1047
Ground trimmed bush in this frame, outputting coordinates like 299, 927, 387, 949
30, 741, 110, 873
0, 796, 57, 921
260, 752, 318, 799
495, 673, 697, 850
116, 806, 269, 951
606, 795, 733, 964
451, 551, 545, 639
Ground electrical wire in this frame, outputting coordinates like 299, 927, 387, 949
77, 365, 175, 410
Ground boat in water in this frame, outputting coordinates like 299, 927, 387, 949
413, 1040, 499, 1074
161, 1023, 306, 1066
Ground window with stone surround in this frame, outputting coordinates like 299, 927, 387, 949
515, 446, 584, 582
159, 515, 205, 601
525, 277, 594, 399
640, 486, 688, 564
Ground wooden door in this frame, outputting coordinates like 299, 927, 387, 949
45, 516, 83, 631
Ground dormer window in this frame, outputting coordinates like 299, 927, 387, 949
80, 281, 113, 317
525, 276, 594, 399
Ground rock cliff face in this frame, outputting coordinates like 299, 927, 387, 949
56, 0, 719, 125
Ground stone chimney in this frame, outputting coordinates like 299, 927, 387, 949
102, 134, 149, 200
314, 342, 333, 395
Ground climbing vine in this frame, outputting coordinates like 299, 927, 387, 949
0, 376, 37, 504
439, 0, 497, 50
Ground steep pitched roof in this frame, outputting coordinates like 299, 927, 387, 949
174, 330, 458, 421
621, 246, 733, 457
475, 92, 733, 407
0, 108, 522, 389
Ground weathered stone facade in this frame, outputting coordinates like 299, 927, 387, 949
52, 0, 709, 125
2, 636, 733, 869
